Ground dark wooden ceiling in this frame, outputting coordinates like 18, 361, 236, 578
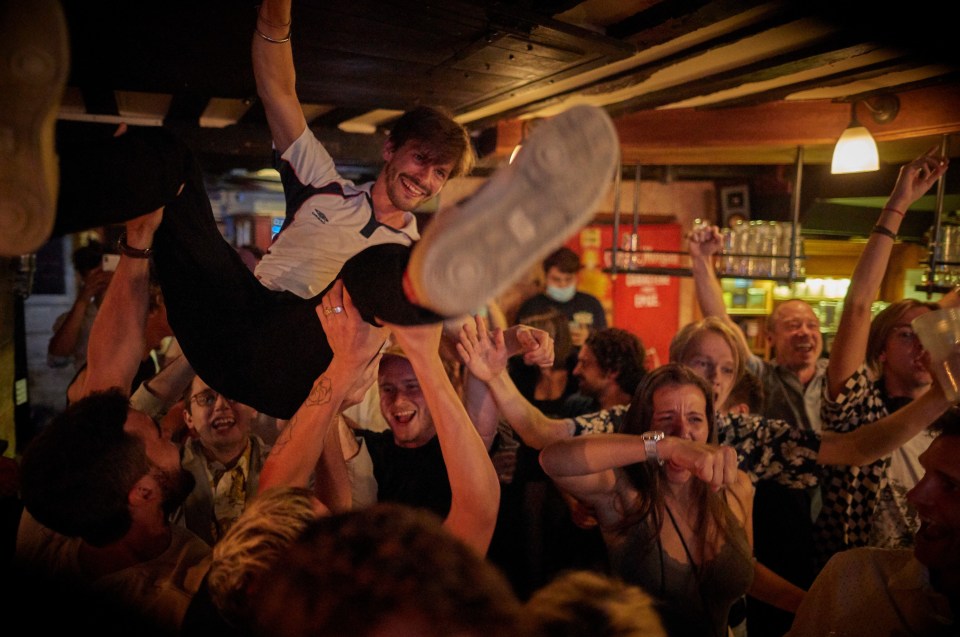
55, 0, 960, 179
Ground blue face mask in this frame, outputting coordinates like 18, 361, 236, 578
546, 284, 576, 303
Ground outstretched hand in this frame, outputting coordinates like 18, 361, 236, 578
508, 324, 555, 368
888, 146, 949, 211
457, 314, 509, 383
318, 280, 388, 371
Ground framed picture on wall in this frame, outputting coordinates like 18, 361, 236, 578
720, 185, 750, 227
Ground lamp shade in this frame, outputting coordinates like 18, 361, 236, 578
831, 125, 879, 174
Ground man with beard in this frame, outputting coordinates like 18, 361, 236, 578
786, 413, 960, 636
564, 327, 647, 415
15, 211, 211, 636
175, 376, 270, 546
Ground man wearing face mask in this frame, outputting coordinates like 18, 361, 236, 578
516, 247, 607, 350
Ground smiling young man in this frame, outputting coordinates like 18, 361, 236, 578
175, 376, 271, 546
343, 347, 454, 516
13, 0, 618, 427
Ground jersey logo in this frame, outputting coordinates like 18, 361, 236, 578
312, 209, 329, 223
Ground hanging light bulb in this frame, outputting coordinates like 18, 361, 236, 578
831, 101, 879, 174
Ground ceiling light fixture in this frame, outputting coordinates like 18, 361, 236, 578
830, 95, 900, 175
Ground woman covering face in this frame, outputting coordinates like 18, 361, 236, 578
539, 364, 755, 637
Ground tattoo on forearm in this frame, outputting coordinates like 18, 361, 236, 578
307, 376, 333, 406
272, 413, 298, 453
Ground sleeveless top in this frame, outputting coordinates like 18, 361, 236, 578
605, 506, 754, 637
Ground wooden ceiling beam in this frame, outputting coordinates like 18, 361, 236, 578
494, 83, 960, 165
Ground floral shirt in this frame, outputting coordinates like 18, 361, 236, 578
570, 406, 824, 488
718, 412, 822, 488
571, 405, 629, 436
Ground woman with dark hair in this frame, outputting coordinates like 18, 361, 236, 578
540, 363, 755, 636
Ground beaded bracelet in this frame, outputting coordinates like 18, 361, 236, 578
882, 207, 905, 217
871, 225, 897, 240
117, 232, 153, 258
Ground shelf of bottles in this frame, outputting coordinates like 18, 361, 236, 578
602, 219, 806, 284
915, 134, 955, 296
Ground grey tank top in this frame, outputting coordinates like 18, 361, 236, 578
605, 508, 754, 637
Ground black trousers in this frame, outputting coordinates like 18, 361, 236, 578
54, 127, 441, 419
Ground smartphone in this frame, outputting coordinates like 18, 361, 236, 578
102, 253, 121, 272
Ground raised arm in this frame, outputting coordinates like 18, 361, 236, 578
47, 267, 111, 364
827, 148, 948, 398
818, 349, 955, 466
458, 315, 572, 449
386, 320, 500, 555
688, 223, 753, 356
82, 209, 162, 397
253, 0, 307, 153
258, 282, 386, 492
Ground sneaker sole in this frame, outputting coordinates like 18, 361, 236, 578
0, 0, 68, 256
411, 104, 619, 317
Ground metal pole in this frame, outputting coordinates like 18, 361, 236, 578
632, 164, 641, 236
928, 134, 949, 287
789, 146, 804, 281
611, 158, 622, 276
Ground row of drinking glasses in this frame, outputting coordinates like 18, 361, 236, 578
926, 224, 960, 287
697, 219, 805, 279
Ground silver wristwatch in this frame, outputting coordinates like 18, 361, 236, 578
641, 430, 665, 465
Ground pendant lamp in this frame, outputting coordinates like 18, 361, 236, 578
830, 95, 900, 175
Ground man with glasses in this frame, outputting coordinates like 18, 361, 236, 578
174, 377, 270, 546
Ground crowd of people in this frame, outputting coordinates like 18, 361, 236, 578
3, 1, 959, 636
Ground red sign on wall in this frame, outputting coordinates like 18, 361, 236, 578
567, 223, 682, 371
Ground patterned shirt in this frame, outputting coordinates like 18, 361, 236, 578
815, 363, 934, 567
254, 127, 419, 298
569, 406, 824, 488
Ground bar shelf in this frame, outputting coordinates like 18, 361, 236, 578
601, 248, 806, 283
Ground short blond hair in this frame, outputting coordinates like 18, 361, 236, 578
522, 570, 667, 637
669, 316, 748, 383
207, 486, 318, 623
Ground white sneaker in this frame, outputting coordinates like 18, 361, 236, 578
408, 104, 619, 317
0, 0, 69, 256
